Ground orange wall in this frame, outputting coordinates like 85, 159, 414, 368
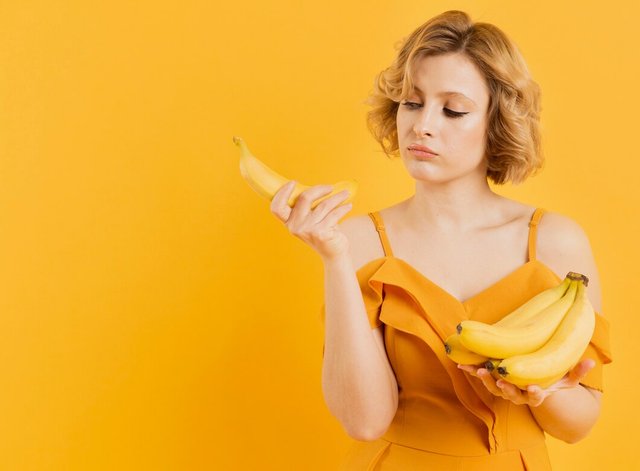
1, 0, 637, 469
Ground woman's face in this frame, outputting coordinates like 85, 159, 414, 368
396, 52, 491, 184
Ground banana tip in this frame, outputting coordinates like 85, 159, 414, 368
444, 343, 451, 354
497, 366, 508, 376
456, 323, 462, 334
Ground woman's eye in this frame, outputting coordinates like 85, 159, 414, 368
401, 101, 421, 110
444, 108, 468, 118
401, 102, 468, 118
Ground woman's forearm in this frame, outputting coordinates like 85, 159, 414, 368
528, 385, 601, 443
321, 254, 398, 440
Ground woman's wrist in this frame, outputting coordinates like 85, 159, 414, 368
322, 251, 354, 271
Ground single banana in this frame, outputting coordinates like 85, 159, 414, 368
232, 136, 358, 209
456, 279, 578, 358
444, 334, 489, 365
493, 277, 572, 327
496, 278, 595, 389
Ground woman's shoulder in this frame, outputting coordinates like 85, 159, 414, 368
537, 208, 592, 258
338, 210, 392, 272
536, 208, 602, 311
498, 199, 588, 246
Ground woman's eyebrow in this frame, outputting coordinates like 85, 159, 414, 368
413, 86, 476, 105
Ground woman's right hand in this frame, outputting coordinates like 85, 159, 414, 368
270, 180, 353, 261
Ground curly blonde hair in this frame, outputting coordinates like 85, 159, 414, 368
365, 10, 543, 185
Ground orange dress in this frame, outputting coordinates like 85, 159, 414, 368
320, 208, 612, 470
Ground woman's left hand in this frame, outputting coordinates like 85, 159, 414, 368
457, 359, 596, 407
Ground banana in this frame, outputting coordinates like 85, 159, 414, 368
493, 277, 572, 327
444, 334, 489, 365
232, 136, 358, 209
456, 279, 579, 358
496, 278, 595, 389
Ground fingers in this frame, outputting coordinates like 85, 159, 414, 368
495, 378, 529, 405
321, 199, 353, 227
457, 364, 478, 375
459, 364, 531, 405
458, 365, 504, 397
270, 182, 352, 228
286, 184, 335, 227
311, 189, 352, 222
270, 180, 297, 222
476, 368, 506, 398
458, 359, 591, 407
526, 385, 546, 407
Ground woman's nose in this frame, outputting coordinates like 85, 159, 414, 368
413, 107, 437, 137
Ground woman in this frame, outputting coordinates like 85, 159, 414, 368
270, 10, 612, 470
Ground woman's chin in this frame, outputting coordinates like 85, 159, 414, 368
403, 163, 442, 182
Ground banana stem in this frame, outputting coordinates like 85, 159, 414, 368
232, 136, 246, 149
566, 271, 589, 287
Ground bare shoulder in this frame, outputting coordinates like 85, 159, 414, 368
338, 213, 386, 272
536, 211, 594, 266
537, 210, 603, 313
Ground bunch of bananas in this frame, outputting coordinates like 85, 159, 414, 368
232, 136, 358, 209
445, 272, 596, 389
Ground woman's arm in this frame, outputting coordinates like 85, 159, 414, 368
321, 218, 399, 441
268, 184, 398, 440
527, 376, 601, 443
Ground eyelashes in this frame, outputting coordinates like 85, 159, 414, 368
401, 102, 468, 118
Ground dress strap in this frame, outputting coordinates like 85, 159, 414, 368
527, 208, 545, 262
368, 211, 394, 257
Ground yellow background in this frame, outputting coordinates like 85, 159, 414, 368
1, 0, 637, 469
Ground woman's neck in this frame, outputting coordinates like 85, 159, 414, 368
404, 177, 504, 234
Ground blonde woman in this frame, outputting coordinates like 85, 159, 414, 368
270, 10, 611, 470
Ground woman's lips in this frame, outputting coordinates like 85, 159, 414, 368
408, 148, 438, 159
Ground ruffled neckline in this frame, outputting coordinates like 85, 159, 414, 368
357, 256, 561, 307
357, 256, 562, 344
